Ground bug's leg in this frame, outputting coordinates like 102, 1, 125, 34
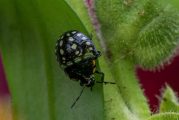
95, 71, 115, 84
71, 86, 85, 108
85, 78, 95, 91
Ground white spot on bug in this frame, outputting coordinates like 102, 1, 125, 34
67, 61, 73, 66
61, 35, 64, 39
66, 33, 70, 37
74, 57, 81, 63
77, 33, 82, 37
62, 61, 66, 64
68, 37, 74, 41
82, 36, 87, 40
89, 47, 93, 50
60, 49, 64, 55
62, 57, 66, 60
86, 42, 91, 45
75, 50, 80, 55
71, 44, 77, 49
79, 52, 82, 56
60, 40, 63, 46
72, 31, 77, 34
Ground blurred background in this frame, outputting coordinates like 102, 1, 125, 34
0, 54, 12, 120
137, 55, 179, 111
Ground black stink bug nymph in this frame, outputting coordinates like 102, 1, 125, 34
55, 30, 114, 108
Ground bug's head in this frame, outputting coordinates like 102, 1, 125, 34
80, 77, 95, 87
86, 79, 95, 87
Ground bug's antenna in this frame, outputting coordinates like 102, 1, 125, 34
71, 86, 86, 108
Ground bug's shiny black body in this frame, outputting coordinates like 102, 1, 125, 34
55, 30, 101, 88
64, 58, 96, 87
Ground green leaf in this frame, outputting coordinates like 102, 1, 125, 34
107, 59, 150, 120
159, 85, 179, 112
146, 112, 179, 120
0, 0, 104, 120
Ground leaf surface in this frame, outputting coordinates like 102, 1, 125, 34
0, 0, 104, 120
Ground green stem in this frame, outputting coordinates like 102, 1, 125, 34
110, 59, 150, 119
